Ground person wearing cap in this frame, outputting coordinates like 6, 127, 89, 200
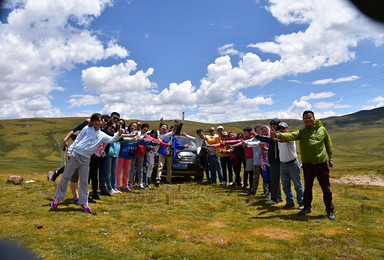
274, 110, 335, 220
276, 122, 304, 209
217, 126, 233, 185
255, 118, 283, 205
206, 127, 224, 184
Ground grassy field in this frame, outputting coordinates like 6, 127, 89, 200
0, 114, 384, 259
0, 169, 383, 259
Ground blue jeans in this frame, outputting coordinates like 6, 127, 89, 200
280, 159, 304, 205
103, 155, 118, 190
209, 154, 223, 183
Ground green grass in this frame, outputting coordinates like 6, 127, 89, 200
1, 114, 384, 259
0, 168, 383, 259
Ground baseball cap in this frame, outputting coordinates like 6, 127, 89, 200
217, 125, 224, 130
278, 122, 288, 129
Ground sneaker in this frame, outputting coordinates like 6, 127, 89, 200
282, 203, 295, 209
263, 191, 270, 197
139, 184, 145, 189
265, 199, 278, 205
88, 197, 96, 204
51, 197, 59, 210
111, 189, 119, 194
115, 189, 122, 194
327, 210, 336, 220
50, 170, 60, 181
155, 179, 161, 186
81, 204, 92, 213
100, 190, 111, 196
229, 182, 234, 186
298, 208, 311, 215
146, 184, 152, 189
298, 203, 304, 210
72, 198, 79, 205
92, 193, 100, 200
122, 187, 131, 192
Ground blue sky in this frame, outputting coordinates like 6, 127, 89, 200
1, 0, 384, 122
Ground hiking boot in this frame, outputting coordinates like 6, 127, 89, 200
81, 204, 92, 213
298, 208, 311, 215
327, 210, 336, 220
51, 197, 59, 210
51, 170, 60, 181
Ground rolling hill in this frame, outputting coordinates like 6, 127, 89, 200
0, 107, 383, 174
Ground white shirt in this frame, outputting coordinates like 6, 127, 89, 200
278, 141, 298, 163
68, 125, 121, 158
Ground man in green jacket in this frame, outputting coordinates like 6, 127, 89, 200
274, 110, 335, 220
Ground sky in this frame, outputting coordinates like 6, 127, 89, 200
1, 0, 384, 123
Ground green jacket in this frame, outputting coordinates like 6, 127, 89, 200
278, 120, 333, 164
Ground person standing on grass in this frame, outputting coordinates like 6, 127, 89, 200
206, 126, 224, 185
155, 122, 178, 185
51, 113, 124, 213
50, 118, 91, 204
255, 119, 283, 205
182, 129, 211, 183
275, 122, 304, 209
274, 110, 335, 220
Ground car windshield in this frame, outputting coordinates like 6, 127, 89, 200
175, 135, 197, 149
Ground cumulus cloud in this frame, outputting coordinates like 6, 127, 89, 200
1, 0, 383, 122
0, 0, 128, 118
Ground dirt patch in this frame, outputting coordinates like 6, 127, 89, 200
252, 227, 297, 241
331, 175, 384, 186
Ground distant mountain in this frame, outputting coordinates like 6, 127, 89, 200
322, 106, 384, 130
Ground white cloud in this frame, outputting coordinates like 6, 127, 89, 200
0, 0, 128, 119
312, 75, 360, 85
362, 96, 384, 110
67, 94, 102, 108
301, 92, 336, 101
314, 101, 351, 109
1, 0, 383, 122
218, 43, 241, 56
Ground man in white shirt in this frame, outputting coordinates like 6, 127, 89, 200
277, 122, 304, 209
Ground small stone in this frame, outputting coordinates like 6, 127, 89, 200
7, 175, 23, 185
47, 171, 54, 181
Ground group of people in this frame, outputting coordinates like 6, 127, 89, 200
49, 110, 335, 220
